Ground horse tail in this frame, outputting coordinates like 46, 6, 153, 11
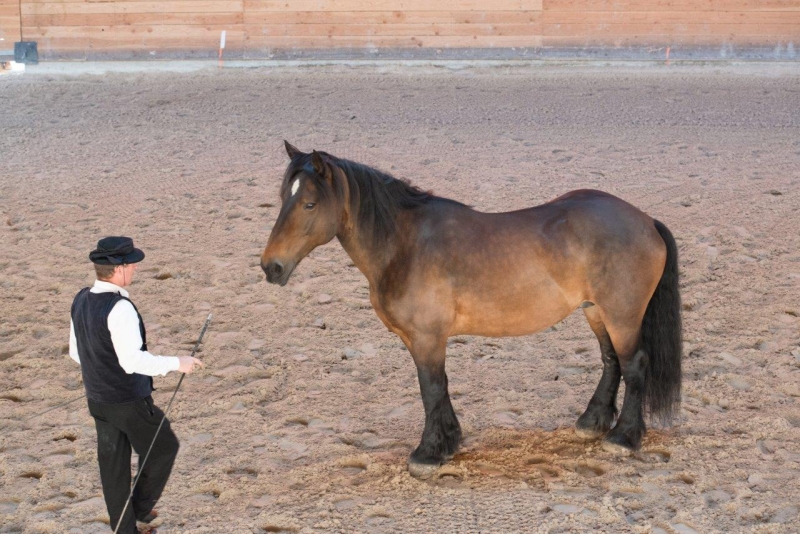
641, 219, 682, 426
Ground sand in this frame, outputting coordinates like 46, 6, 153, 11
1, 63, 799, 533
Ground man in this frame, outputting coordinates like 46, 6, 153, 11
69, 236, 203, 534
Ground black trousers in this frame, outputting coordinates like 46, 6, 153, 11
88, 396, 180, 534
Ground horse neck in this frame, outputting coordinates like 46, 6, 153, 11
333, 166, 422, 287
336, 217, 401, 289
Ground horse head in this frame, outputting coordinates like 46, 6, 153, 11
260, 141, 350, 285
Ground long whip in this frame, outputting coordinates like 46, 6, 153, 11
24, 393, 86, 422
113, 313, 212, 534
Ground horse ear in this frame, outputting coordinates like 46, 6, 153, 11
311, 150, 327, 175
284, 140, 302, 159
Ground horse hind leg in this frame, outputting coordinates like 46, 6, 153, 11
601, 324, 647, 454
575, 307, 621, 440
600, 219, 683, 454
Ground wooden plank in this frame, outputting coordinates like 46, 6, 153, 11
22, 18, 542, 37
0, 6, 21, 17
23, 12, 244, 26
244, 0, 544, 12
544, 22, 800, 36
543, 0, 800, 12
241, 23, 542, 37
26, 25, 244, 49
544, 10, 800, 24
22, 1, 244, 15
243, 10, 542, 25
543, 33, 800, 46
22, 0, 241, 2
27, 0, 541, 4
23, 11, 543, 27
243, 35, 544, 47
0, 16, 19, 26
28, 27, 542, 50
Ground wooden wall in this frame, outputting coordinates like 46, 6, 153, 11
544, 0, 800, 47
0, 0, 21, 49
11, 0, 800, 59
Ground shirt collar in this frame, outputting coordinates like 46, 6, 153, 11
91, 279, 130, 298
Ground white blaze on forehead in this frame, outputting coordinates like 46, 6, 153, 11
291, 178, 301, 197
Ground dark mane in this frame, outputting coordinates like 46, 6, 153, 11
286, 153, 463, 245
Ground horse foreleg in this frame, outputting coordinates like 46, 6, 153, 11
407, 338, 462, 478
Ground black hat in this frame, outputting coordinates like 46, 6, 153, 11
89, 236, 145, 265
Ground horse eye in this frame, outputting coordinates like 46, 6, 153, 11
304, 203, 317, 210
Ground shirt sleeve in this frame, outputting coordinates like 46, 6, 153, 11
69, 320, 81, 364
107, 300, 181, 377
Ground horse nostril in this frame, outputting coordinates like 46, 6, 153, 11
269, 262, 284, 277
262, 260, 287, 284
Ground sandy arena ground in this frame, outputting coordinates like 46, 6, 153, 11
1, 63, 799, 533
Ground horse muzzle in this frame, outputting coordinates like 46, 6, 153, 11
262, 259, 295, 286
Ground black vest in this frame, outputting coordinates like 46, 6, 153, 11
71, 288, 153, 404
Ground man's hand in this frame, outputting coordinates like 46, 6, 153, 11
177, 356, 204, 374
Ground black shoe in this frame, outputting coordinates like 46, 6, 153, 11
137, 510, 158, 524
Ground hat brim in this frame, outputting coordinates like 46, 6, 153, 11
91, 248, 145, 265
125, 248, 145, 264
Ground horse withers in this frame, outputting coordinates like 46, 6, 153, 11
261, 142, 682, 478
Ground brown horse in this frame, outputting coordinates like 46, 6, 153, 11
261, 142, 682, 478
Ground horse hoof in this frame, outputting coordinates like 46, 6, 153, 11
407, 461, 441, 479
575, 427, 604, 441
601, 439, 635, 456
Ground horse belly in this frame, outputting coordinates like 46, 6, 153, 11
451, 281, 574, 338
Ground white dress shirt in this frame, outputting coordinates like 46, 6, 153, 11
69, 280, 180, 377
